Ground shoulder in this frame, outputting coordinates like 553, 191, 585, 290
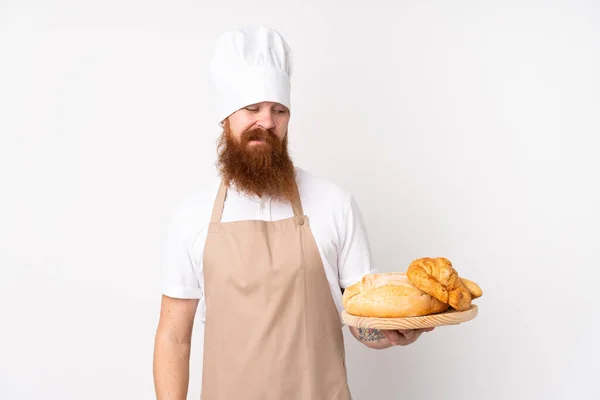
166, 179, 221, 240
295, 167, 352, 207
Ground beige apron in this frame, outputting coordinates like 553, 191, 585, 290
200, 181, 352, 399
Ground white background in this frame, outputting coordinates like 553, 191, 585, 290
1, 1, 599, 399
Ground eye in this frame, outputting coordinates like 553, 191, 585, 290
244, 107, 259, 112
274, 109, 287, 115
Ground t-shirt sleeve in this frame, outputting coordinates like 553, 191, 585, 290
337, 194, 377, 289
159, 202, 204, 299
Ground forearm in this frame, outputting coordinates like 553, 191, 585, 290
153, 336, 192, 399
349, 326, 393, 350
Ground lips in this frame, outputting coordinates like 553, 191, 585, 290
246, 135, 270, 145
248, 138, 267, 145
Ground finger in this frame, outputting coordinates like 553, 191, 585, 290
382, 330, 403, 345
397, 329, 417, 341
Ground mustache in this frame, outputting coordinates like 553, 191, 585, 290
241, 128, 279, 143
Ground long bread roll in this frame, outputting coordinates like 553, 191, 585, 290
342, 272, 449, 318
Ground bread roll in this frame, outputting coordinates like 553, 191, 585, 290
461, 277, 483, 299
407, 257, 482, 311
342, 272, 449, 318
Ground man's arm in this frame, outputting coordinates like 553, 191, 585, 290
348, 326, 393, 349
153, 295, 199, 400
348, 322, 434, 349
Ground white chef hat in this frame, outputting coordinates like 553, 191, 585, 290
210, 25, 294, 125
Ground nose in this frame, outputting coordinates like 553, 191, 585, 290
256, 109, 275, 130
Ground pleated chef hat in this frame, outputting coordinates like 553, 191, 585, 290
210, 25, 294, 124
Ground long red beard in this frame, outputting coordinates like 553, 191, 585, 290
216, 122, 297, 202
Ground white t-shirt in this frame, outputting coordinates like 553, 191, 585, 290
160, 167, 376, 323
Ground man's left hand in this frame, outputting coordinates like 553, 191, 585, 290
382, 327, 435, 346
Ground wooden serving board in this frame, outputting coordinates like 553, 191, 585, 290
342, 304, 478, 329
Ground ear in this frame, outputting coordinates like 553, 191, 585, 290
220, 118, 231, 129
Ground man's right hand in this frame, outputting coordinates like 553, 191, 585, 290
153, 295, 199, 399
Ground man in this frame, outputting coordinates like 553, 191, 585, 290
153, 25, 433, 400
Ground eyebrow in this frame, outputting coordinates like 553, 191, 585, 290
246, 104, 287, 111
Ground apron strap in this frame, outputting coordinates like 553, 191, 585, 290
210, 181, 229, 223
290, 181, 304, 218
210, 180, 305, 224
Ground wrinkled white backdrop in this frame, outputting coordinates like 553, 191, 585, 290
1, 1, 599, 399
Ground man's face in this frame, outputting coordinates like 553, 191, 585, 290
226, 101, 290, 145
216, 101, 296, 202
